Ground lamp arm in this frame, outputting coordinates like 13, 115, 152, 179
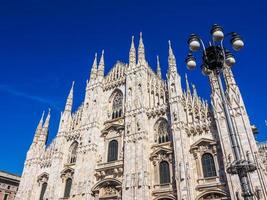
220, 39, 226, 61
198, 38, 207, 56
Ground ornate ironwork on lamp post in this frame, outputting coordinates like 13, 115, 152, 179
185, 24, 257, 200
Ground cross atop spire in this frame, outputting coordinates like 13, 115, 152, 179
98, 50, 105, 77
156, 55, 162, 78
129, 36, 136, 66
138, 32, 145, 63
64, 81, 74, 112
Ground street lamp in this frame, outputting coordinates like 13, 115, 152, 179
185, 24, 256, 200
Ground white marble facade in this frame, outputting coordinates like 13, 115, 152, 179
15, 34, 267, 200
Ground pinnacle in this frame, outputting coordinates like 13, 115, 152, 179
168, 40, 171, 47
168, 40, 174, 56
156, 55, 162, 78
43, 108, 51, 128
130, 36, 135, 49
40, 110, 45, 122
185, 74, 190, 93
93, 53, 97, 66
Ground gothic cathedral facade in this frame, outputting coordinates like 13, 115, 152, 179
15, 33, 267, 200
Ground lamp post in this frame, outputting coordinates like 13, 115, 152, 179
185, 24, 257, 199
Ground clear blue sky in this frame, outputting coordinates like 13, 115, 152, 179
0, 0, 266, 175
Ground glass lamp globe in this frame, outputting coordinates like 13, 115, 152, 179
232, 39, 244, 51
231, 33, 244, 51
186, 54, 196, 70
187, 60, 196, 70
188, 34, 200, 52
226, 56, 236, 66
225, 50, 236, 67
211, 24, 224, 42
225, 55, 236, 67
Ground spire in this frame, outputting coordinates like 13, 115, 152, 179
64, 81, 74, 112
33, 111, 45, 144
192, 84, 198, 97
36, 111, 45, 133
98, 50, 105, 77
129, 36, 136, 65
90, 53, 98, 80
138, 32, 145, 63
156, 55, 162, 78
167, 40, 182, 96
168, 40, 177, 74
40, 109, 50, 145
185, 74, 190, 94
43, 108, 50, 129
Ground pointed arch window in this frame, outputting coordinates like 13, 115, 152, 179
107, 140, 118, 162
39, 182, 47, 200
69, 141, 78, 164
158, 120, 170, 144
112, 91, 123, 119
159, 161, 170, 184
64, 178, 72, 198
202, 153, 216, 178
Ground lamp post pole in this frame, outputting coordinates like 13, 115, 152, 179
185, 24, 256, 200
216, 72, 254, 200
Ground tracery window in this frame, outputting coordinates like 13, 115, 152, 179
69, 141, 78, 164
202, 153, 216, 178
107, 140, 118, 162
64, 178, 72, 198
158, 120, 170, 144
112, 91, 123, 119
159, 161, 170, 184
39, 182, 47, 200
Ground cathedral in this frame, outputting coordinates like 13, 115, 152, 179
15, 33, 267, 200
